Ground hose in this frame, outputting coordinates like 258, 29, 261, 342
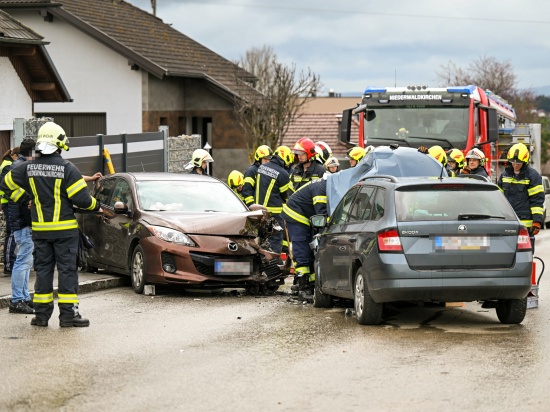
534, 256, 545, 285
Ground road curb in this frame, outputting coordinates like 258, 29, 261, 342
0, 276, 129, 309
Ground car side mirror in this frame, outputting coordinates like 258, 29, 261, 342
114, 201, 129, 214
310, 214, 328, 229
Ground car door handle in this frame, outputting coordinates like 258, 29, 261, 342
330, 238, 338, 244
349, 237, 357, 243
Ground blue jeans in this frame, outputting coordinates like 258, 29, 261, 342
11, 226, 33, 303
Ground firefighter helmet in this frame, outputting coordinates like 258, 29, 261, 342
507, 143, 530, 164
191, 148, 213, 168
274, 145, 294, 166
428, 145, 447, 166
315, 141, 332, 163
227, 170, 244, 188
446, 148, 465, 168
36, 122, 69, 154
346, 146, 366, 162
324, 156, 340, 173
254, 145, 273, 162
465, 147, 486, 166
292, 138, 316, 161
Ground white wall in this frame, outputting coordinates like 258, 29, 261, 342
10, 10, 143, 135
0, 57, 32, 131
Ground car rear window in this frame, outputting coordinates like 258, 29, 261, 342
395, 186, 517, 222
137, 180, 248, 213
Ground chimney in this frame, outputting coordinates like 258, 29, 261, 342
328, 89, 335, 98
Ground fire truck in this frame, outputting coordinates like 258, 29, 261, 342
339, 85, 541, 179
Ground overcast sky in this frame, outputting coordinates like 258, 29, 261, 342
127, 0, 550, 96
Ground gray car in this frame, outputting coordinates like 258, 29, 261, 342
311, 175, 533, 325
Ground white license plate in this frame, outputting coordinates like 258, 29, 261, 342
435, 235, 490, 251
214, 260, 252, 275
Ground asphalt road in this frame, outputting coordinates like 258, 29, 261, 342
1, 231, 550, 412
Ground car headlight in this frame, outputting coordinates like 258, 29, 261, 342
147, 225, 196, 247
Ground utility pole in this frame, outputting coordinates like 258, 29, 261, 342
151, 0, 156, 16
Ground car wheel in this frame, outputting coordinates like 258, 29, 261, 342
496, 298, 527, 324
131, 245, 146, 294
354, 268, 383, 325
313, 262, 333, 308
85, 258, 98, 273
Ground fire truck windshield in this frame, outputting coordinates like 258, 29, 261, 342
364, 107, 469, 149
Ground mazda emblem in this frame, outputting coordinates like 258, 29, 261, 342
228, 242, 238, 252
458, 225, 466, 232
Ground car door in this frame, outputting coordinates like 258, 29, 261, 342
82, 177, 116, 267
100, 177, 135, 270
317, 186, 359, 294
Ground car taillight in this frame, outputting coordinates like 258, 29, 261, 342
517, 228, 532, 250
378, 229, 402, 252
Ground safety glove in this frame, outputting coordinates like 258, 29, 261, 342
531, 222, 541, 235
417, 146, 428, 154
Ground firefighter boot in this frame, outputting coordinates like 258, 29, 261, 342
298, 282, 315, 302
291, 274, 308, 292
31, 302, 54, 327
59, 304, 90, 328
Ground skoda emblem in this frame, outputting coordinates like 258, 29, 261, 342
228, 242, 238, 252
458, 225, 467, 232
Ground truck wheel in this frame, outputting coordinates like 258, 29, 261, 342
496, 298, 527, 324
354, 268, 383, 325
131, 245, 146, 294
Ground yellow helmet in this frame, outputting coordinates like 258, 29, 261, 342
507, 143, 530, 164
191, 148, 213, 168
227, 170, 244, 188
254, 145, 273, 162
274, 145, 294, 166
346, 146, 366, 162
446, 148, 465, 168
36, 122, 68, 154
465, 147, 486, 166
428, 145, 447, 166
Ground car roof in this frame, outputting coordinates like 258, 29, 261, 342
358, 175, 498, 190
110, 172, 220, 183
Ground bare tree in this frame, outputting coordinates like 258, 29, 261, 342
436, 55, 536, 122
234, 46, 322, 161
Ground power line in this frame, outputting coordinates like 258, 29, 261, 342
179, 1, 550, 25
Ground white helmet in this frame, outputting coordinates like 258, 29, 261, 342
37, 122, 68, 154
190, 148, 214, 168
465, 147, 486, 166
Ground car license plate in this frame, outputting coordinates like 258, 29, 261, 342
434, 236, 490, 251
214, 260, 252, 275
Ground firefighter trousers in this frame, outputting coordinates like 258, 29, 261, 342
285, 220, 314, 279
32, 233, 80, 321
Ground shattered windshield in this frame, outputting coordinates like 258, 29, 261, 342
364, 107, 469, 148
137, 180, 247, 213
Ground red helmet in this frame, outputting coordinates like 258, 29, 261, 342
292, 138, 316, 161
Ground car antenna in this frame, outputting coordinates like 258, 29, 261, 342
438, 163, 445, 180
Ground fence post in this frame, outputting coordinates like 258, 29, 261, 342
159, 126, 169, 172
97, 134, 104, 175
121, 133, 127, 173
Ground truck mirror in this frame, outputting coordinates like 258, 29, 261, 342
340, 108, 353, 146
486, 107, 498, 142
366, 110, 376, 121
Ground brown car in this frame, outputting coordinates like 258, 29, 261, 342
79, 173, 285, 293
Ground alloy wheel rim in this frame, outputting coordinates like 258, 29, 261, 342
355, 275, 364, 317
133, 251, 143, 285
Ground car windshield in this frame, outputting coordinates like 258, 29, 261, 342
136, 180, 247, 213
395, 187, 517, 221
364, 107, 469, 148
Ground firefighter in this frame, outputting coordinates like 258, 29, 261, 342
186, 148, 213, 175
346, 146, 366, 168
282, 176, 328, 300
289, 138, 325, 192
227, 170, 245, 201
255, 146, 292, 253
461, 147, 489, 178
314, 141, 332, 165
497, 143, 544, 248
242, 145, 272, 206
446, 148, 465, 175
0, 147, 18, 275
0, 122, 102, 327
324, 156, 340, 174
418, 145, 455, 177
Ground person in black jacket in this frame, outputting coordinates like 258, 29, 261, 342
242, 145, 272, 206
5, 139, 36, 314
460, 147, 489, 178
289, 138, 325, 193
255, 146, 292, 253
497, 143, 544, 249
0, 147, 19, 275
1, 122, 102, 327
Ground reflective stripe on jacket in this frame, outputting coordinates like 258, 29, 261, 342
289, 161, 326, 193
282, 178, 328, 226
242, 162, 259, 206
254, 156, 289, 215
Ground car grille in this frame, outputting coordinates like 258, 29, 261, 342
189, 252, 258, 278
259, 257, 283, 278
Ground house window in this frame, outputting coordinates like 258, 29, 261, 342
160, 117, 168, 126
35, 113, 106, 137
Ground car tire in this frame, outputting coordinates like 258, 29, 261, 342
85, 259, 98, 273
496, 298, 527, 324
354, 268, 383, 325
313, 262, 333, 308
131, 245, 146, 294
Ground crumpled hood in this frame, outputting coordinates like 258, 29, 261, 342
141, 210, 265, 236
